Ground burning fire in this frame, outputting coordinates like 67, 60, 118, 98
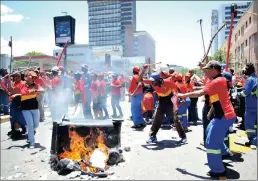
58, 126, 109, 173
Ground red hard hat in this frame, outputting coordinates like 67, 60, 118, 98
59, 66, 64, 71
133, 66, 140, 73
175, 73, 183, 80
99, 73, 104, 78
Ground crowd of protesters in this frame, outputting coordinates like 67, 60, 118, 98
0, 59, 257, 178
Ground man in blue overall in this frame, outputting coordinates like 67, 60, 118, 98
81, 64, 93, 119
238, 63, 257, 147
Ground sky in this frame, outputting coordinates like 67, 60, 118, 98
1, 0, 236, 68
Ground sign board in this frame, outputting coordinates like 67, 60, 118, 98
92, 45, 123, 56
53, 45, 96, 64
54, 15, 76, 47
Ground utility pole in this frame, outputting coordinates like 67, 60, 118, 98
8, 36, 12, 73
197, 19, 206, 55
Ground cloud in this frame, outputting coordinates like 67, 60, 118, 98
1, 4, 25, 23
0, 23, 88, 56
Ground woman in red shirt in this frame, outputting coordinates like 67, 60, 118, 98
13, 71, 44, 148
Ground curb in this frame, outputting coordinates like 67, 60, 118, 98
0, 116, 10, 124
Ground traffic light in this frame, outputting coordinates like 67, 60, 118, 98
231, 3, 237, 18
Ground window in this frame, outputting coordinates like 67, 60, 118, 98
241, 25, 244, 36
246, 21, 248, 28
238, 30, 240, 36
249, 17, 251, 24
245, 39, 248, 47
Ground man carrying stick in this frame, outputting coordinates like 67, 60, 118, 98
136, 65, 186, 143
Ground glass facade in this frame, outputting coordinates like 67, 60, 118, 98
88, 0, 136, 54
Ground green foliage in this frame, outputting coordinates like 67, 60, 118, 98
178, 67, 189, 75
211, 49, 232, 64
25, 51, 45, 56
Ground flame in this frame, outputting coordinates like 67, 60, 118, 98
58, 126, 109, 173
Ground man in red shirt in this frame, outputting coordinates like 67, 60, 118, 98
143, 72, 186, 144
110, 74, 123, 118
98, 73, 109, 119
91, 73, 102, 119
34, 70, 45, 122
7, 72, 27, 138
128, 66, 145, 128
178, 61, 236, 178
175, 73, 191, 131
119, 73, 126, 101
49, 66, 61, 121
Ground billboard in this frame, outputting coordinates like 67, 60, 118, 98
92, 45, 123, 56
54, 15, 76, 47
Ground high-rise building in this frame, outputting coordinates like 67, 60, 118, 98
133, 31, 156, 64
218, 1, 251, 47
211, 10, 219, 55
87, 0, 136, 56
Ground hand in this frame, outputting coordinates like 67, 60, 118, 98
143, 64, 148, 69
177, 93, 186, 99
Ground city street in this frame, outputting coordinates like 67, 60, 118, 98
0, 99, 257, 180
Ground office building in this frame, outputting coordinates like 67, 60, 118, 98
211, 10, 219, 55
133, 31, 156, 64
220, 1, 257, 74
0, 54, 10, 71
87, 0, 136, 56
218, 1, 251, 47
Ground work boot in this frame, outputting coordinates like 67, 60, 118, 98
7, 129, 15, 136
207, 170, 227, 178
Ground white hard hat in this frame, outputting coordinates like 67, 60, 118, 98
51, 66, 59, 72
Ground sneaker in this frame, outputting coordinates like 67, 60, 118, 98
178, 138, 187, 143
146, 137, 157, 144
29, 144, 35, 149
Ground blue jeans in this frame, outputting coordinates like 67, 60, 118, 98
22, 109, 40, 145
206, 116, 235, 173
0, 91, 9, 114
245, 110, 257, 146
178, 98, 191, 128
111, 95, 123, 116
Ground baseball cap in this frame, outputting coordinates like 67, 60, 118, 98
133, 66, 140, 73
202, 60, 222, 70
222, 71, 232, 82
51, 66, 59, 72
149, 73, 160, 81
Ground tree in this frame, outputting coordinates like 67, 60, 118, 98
25, 51, 45, 56
178, 67, 189, 75
211, 49, 232, 64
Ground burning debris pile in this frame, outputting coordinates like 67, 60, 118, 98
50, 119, 124, 178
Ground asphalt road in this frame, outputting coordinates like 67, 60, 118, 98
0, 99, 257, 180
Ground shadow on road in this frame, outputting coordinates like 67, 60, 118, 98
141, 140, 188, 150
5, 143, 46, 154
176, 166, 240, 180
196, 146, 206, 152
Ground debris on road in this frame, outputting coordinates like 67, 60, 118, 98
66, 171, 81, 179
124, 146, 131, 152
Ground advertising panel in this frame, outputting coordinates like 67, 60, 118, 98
92, 45, 123, 56
53, 16, 76, 47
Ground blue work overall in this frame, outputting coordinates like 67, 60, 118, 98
178, 98, 191, 128
10, 96, 26, 129
206, 116, 236, 173
131, 93, 145, 126
239, 73, 257, 146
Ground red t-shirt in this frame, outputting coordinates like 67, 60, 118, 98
128, 75, 143, 95
91, 80, 100, 98
99, 80, 106, 96
34, 77, 45, 87
43, 76, 51, 87
185, 81, 194, 92
111, 79, 122, 96
175, 82, 187, 94
52, 76, 61, 88
144, 78, 177, 97
141, 92, 154, 114
203, 76, 236, 120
